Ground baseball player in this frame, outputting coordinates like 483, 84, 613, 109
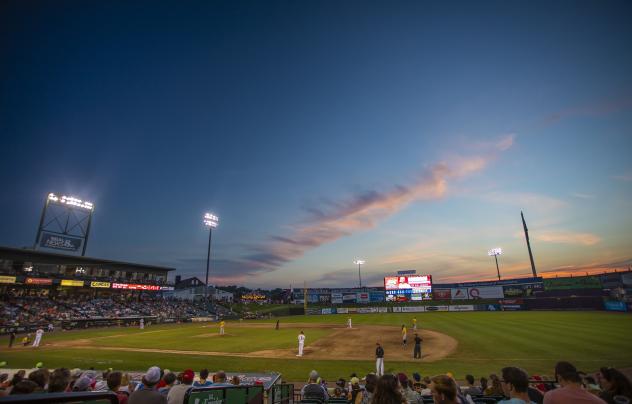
32, 327, 44, 348
347, 317, 352, 329
412, 317, 417, 330
139, 318, 144, 330
375, 342, 384, 376
219, 320, 225, 335
401, 324, 407, 346
297, 330, 305, 357
413, 333, 423, 359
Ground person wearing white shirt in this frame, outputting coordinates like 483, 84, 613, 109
297, 330, 306, 357
32, 328, 44, 347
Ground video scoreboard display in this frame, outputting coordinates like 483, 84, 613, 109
384, 275, 432, 301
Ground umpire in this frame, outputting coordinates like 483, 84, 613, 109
413, 333, 423, 359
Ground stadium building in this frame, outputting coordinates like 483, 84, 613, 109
0, 245, 175, 299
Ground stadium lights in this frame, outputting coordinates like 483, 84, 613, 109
354, 259, 365, 288
488, 248, 502, 280
48, 193, 94, 211
204, 213, 219, 228
203, 212, 219, 300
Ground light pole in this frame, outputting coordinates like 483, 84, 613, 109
354, 259, 365, 288
203, 213, 219, 300
488, 248, 502, 281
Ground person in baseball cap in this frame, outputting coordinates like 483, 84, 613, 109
167, 369, 194, 404
129, 366, 166, 404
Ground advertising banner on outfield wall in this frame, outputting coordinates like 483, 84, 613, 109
61, 280, 84, 287
485, 304, 502, 311
357, 307, 379, 314
337, 308, 348, 314
343, 294, 357, 303
90, 281, 111, 288
604, 301, 627, 312
26, 277, 53, 286
370, 291, 385, 302
543, 276, 602, 290
331, 293, 343, 304
449, 305, 475, 311
424, 305, 449, 311
321, 308, 335, 315
433, 289, 451, 299
378, 307, 388, 313
0, 276, 16, 284
503, 284, 540, 297
392, 306, 425, 313
357, 293, 370, 303
451, 288, 469, 299
468, 286, 504, 299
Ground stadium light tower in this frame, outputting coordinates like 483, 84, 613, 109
354, 259, 365, 288
488, 248, 502, 281
203, 213, 219, 299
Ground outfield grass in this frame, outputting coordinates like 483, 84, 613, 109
1, 311, 630, 381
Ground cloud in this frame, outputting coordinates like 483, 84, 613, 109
540, 95, 632, 126
534, 231, 601, 246
194, 134, 515, 282
613, 172, 632, 182
480, 191, 566, 212
541, 257, 632, 277
570, 192, 595, 199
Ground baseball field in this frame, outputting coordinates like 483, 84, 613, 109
1, 311, 631, 380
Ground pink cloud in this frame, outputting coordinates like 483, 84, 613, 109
535, 231, 601, 246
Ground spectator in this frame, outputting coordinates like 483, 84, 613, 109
480, 377, 488, 394
159, 372, 176, 396
336, 378, 348, 396
211, 371, 233, 387
498, 367, 535, 404
543, 362, 604, 404
48, 368, 71, 393
462, 374, 482, 396
429, 375, 459, 404
27, 368, 49, 392
486, 374, 504, 396
598, 367, 632, 404
193, 369, 212, 387
73, 375, 93, 392
9, 380, 38, 395
362, 373, 378, 404
108, 371, 130, 404
167, 369, 194, 404
373, 374, 407, 404
397, 373, 417, 404
301, 370, 328, 401
129, 366, 166, 404
348, 376, 366, 404
421, 377, 433, 396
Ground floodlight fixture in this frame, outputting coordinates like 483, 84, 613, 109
354, 259, 365, 288
48, 193, 94, 211
204, 213, 219, 228
203, 212, 219, 299
488, 247, 502, 280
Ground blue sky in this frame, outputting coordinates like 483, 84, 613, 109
1, 1, 631, 288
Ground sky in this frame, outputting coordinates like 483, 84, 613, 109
1, 1, 631, 288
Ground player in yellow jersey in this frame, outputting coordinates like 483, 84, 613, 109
401, 324, 407, 346
219, 320, 225, 335
412, 317, 417, 330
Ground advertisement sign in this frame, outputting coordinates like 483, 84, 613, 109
503, 284, 540, 297
385, 275, 432, 301
397, 270, 417, 275
357, 307, 378, 314
0, 276, 16, 284
501, 298, 524, 304
378, 307, 388, 313
331, 293, 343, 304
485, 304, 501, 311
369, 291, 385, 302
39, 232, 82, 251
468, 286, 504, 299
160, 286, 174, 291
61, 279, 84, 287
451, 288, 469, 300
336, 308, 349, 314
357, 292, 369, 303
501, 304, 524, 311
449, 305, 475, 311
433, 289, 451, 300
392, 306, 425, 313
112, 283, 161, 291
26, 277, 52, 285
343, 294, 357, 303
321, 308, 334, 315
424, 305, 449, 311
543, 276, 602, 290
90, 281, 111, 288
604, 301, 627, 312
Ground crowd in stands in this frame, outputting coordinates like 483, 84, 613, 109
0, 361, 630, 404
0, 295, 212, 326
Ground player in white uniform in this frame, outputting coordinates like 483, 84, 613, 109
32, 327, 44, 348
139, 318, 144, 330
47, 323, 54, 332
297, 330, 305, 357
347, 317, 352, 329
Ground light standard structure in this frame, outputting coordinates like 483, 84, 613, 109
488, 248, 502, 281
354, 259, 365, 288
203, 213, 219, 299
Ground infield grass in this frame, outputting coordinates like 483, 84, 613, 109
1, 311, 630, 381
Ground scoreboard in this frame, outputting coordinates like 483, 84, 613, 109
384, 275, 432, 301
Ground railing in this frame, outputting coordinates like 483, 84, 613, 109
183, 384, 265, 404
0, 391, 119, 404
270, 384, 294, 404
